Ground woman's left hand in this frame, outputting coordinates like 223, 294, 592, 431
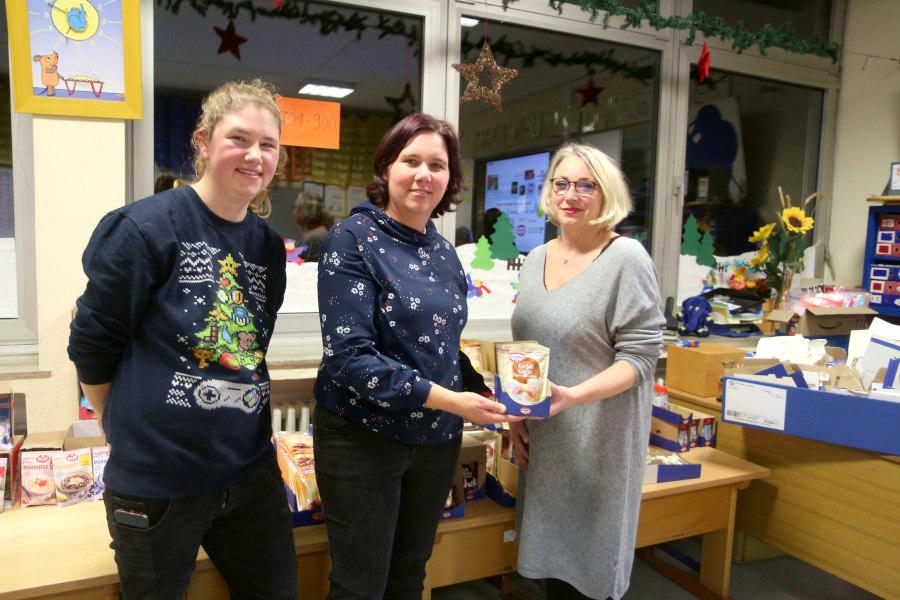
548, 382, 578, 417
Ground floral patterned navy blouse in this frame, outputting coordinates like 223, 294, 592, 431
315, 201, 468, 445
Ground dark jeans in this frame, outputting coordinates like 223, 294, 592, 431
103, 461, 298, 600
313, 406, 462, 600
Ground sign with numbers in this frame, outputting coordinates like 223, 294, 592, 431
276, 97, 341, 150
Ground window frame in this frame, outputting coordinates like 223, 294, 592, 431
130, 0, 845, 362
0, 74, 38, 349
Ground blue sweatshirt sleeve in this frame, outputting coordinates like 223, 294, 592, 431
317, 227, 433, 411
68, 211, 163, 385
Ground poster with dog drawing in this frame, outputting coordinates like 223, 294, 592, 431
5, 0, 142, 118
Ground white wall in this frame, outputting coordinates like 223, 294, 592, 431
12, 118, 126, 432
830, 0, 900, 286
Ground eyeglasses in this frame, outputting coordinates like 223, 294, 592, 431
551, 178, 598, 197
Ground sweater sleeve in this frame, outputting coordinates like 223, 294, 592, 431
68, 212, 162, 385
608, 244, 664, 387
317, 226, 432, 411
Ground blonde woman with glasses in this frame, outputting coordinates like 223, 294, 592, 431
509, 143, 663, 600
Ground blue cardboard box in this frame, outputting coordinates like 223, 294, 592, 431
643, 447, 702, 484
722, 376, 900, 455
494, 374, 551, 418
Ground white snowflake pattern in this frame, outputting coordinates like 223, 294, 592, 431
376, 400, 390, 408
324, 252, 341, 268
388, 293, 395, 299
403, 382, 413, 395
409, 297, 420, 310
183, 288, 190, 294
367, 376, 379, 389
418, 334, 431, 343
366, 235, 379, 243
408, 263, 420, 271
410, 411, 423, 418
193, 296, 206, 305
336, 325, 350, 335
350, 282, 365, 295
389, 321, 396, 327
321, 314, 327, 324
177, 334, 188, 344
379, 248, 385, 254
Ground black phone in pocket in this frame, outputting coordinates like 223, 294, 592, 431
114, 508, 151, 529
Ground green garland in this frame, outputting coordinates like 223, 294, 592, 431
461, 32, 654, 81
156, 0, 420, 46
501, 0, 839, 62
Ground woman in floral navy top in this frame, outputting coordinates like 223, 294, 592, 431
314, 113, 517, 598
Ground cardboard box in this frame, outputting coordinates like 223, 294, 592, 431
643, 446, 702, 484
666, 343, 747, 397
64, 419, 105, 451
722, 376, 900, 455
486, 456, 518, 507
650, 403, 693, 452
459, 432, 488, 500
0, 384, 13, 452
767, 307, 876, 337
440, 462, 466, 519
0, 435, 24, 509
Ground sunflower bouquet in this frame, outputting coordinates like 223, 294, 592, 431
748, 187, 818, 309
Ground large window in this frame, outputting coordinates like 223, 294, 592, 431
456, 19, 661, 252
152, 2, 423, 315
675, 69, 824, 303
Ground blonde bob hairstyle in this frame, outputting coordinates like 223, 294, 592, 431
538, 143, 632, 230
190, 79, 287, 218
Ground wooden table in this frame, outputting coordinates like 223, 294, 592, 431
669, 386, 900, 599
0, 447, 765, 600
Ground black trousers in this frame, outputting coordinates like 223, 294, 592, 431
313, 406, 462, 600
103, 462, 298, 600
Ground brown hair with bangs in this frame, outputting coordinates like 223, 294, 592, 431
365, 113, 464, 218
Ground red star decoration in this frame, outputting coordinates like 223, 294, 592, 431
575, 78, 604, 107
698, 41, 711, 83
274, 0, 283, 10
214, 20, 247, 60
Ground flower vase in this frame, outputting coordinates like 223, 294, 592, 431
772, 268, 795, 311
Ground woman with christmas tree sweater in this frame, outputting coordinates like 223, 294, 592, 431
67, 81, 297, 600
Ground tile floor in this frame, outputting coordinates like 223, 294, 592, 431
432, 537, 882, 600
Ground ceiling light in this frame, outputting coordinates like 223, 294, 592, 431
460, 17, 479, 28
297, 82, 355, 99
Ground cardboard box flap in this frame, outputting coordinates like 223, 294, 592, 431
806, 306, 876, 317
766, 310, 798, 324
22, 431, 66, 451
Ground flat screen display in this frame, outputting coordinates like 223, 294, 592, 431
483, 151, 551, 253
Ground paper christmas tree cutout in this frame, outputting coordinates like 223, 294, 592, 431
470, 235, 495, 270
490, 213, 520, 260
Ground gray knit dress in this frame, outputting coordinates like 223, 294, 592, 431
511, 237, 663, 600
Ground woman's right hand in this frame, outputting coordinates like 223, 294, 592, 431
509, 420, 530, 469
424, 385, 521, 425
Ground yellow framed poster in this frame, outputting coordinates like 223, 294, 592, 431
5, 0, 142, 119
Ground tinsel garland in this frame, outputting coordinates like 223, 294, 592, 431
156, 0, 420, 46
501, 0, 839, 62
461, 33, 654, 81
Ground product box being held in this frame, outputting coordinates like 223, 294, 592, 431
494, 342, 551, 418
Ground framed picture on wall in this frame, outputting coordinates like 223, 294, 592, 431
5, 0, 142, 119
889, 162, 900, 196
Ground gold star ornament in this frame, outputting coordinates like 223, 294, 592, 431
453, 41, 519, 112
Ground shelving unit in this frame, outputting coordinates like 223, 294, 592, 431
862, 201, 900, 317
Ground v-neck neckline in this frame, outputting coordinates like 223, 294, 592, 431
542, 235, 620, 293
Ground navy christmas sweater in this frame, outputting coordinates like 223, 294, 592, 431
315, 201, 468, 445
68, 186, 286, 498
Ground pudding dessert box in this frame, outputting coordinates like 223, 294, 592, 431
460, 339, 552, 418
